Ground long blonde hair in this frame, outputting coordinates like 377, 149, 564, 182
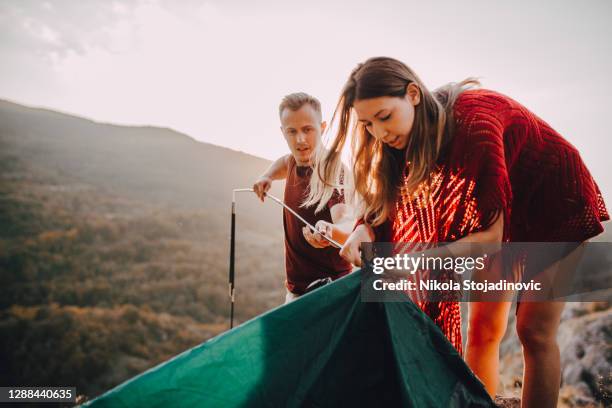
304, 57, 479, 226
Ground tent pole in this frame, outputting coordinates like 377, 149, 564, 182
229, 193, 237, 329
228, 188, 344, 329
229, 189, 253, 329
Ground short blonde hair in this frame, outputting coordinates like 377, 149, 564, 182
278, 92, 322, 120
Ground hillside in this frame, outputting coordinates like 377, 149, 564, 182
0, 99, 288, 399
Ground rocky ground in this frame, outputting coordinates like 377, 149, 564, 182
497, 302, 611, 407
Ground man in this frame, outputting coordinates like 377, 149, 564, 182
253, 92, 354, 303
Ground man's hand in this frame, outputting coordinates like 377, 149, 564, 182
253, 176, 272, 202
302, 220, 333, 248
252, 155, 289, 201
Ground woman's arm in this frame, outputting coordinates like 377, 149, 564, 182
338, 223, 375, 266
420, 211, 504, 259
328, 203, 355, 245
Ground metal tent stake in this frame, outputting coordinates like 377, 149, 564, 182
228, 188, 343, 329
229, 189, 252, 329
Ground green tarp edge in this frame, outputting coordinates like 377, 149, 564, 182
82, 270, 494, 407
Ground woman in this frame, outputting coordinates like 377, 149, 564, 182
305, 57, 608, 407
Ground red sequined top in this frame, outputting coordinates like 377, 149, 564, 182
371, 89, 609, 352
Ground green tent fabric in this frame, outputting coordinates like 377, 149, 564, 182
82, 270, 494, 407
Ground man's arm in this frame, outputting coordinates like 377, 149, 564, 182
263, 154, 291, 181
303, 203, 355, 248
253, 154, 291, 201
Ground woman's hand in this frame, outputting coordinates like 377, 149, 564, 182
252, 176, 272, 201
339, 223, 374, 267
302, 220, 333, 248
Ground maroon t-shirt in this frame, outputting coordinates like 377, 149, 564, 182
284, 156, 352, 294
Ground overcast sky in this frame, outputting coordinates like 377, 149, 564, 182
1, 0, 611, 199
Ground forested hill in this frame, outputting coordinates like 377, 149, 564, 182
0, 99, 286, 400
0, 99, 284, 218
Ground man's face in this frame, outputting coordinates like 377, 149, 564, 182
280, 105, 325, 166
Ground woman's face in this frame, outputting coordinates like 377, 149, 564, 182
353, 83, 421, 150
